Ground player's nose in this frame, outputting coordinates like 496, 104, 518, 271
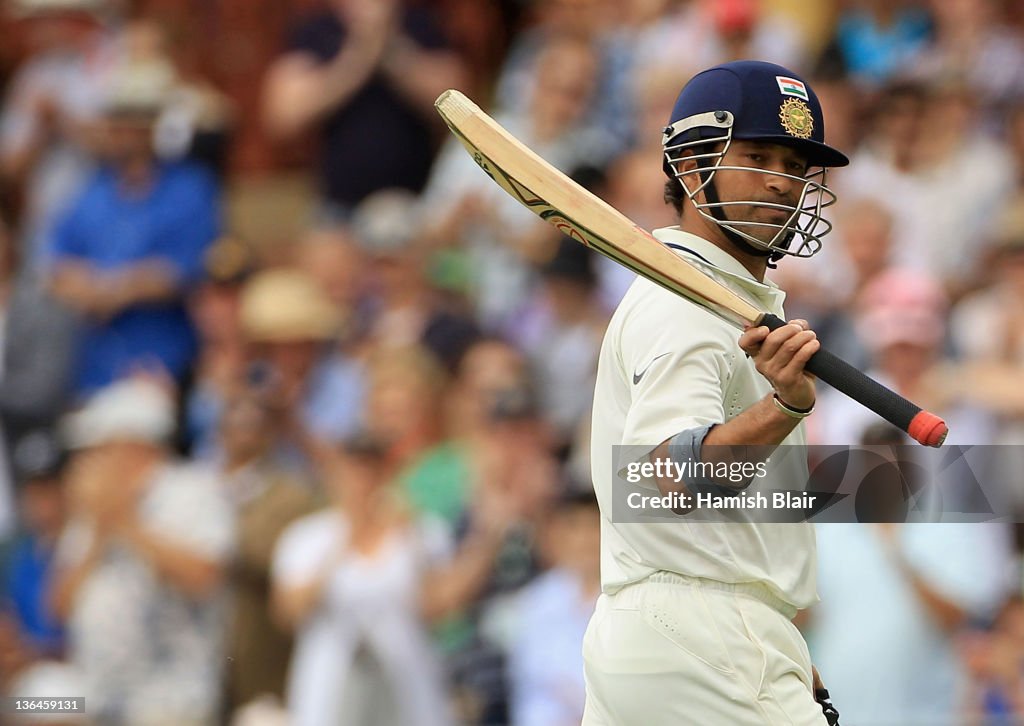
763, 167, 794, 196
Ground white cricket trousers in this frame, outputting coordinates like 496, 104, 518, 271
582, 572, 828, 726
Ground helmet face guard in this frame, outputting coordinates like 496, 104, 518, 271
663, 110, 838, 260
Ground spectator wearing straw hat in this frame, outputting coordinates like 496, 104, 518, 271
44, 56, 221, 396
239, 267, 365, 467
183, 234, 256, 460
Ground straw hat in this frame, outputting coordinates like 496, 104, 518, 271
101, 58, 178, 117
240, 268, 343, 343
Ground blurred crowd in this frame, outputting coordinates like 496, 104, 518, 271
0, 0, 1021, 724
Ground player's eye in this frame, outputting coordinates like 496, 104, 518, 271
746, 153, 764, 163
787, 162, 807, 174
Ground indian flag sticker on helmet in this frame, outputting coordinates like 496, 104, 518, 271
779, 98, 814, 139
776, 76, 809, 100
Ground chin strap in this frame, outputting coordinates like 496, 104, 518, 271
701, 175, 779, 266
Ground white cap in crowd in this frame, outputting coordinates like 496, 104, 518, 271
62, 378, 176, 449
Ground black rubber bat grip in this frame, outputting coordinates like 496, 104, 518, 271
758, 314, 947, 447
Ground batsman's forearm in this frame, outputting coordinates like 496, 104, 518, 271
702, 394, 803, 450
648, 399, 794, 501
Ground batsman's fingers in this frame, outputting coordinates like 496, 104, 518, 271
778, 329, 818, 360
789, 319, 809, 331
777, 336, 820, 380
738, 325, 770, 355
758, 330, 817, 383
758, 323, 811, 361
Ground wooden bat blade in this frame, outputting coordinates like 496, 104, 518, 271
434, 89, 761, 330
434, 89, 947, 447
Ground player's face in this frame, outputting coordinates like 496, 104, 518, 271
712, 140, 810, 245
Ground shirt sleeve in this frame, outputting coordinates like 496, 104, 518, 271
619, 292, 735, 451
418, 135, 480, 228
271, 513, 337, 589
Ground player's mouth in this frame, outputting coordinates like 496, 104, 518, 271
758, 207, 792, 223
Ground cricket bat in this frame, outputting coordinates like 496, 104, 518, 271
434, 90, 947, 447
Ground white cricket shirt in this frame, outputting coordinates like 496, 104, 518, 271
590, 227, 817, 609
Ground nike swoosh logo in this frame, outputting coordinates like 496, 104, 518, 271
633, 352, 671, 385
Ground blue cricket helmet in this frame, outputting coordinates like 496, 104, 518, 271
665, 60, 849, 168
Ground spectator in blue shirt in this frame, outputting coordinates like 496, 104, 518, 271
821, 0, 932, 88
45, 58, 221, 395
507, 488, 600, 726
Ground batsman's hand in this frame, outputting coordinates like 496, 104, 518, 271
812, 666, 841, 725
739, 318, 819, 411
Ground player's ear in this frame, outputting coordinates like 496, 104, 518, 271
671, 159, 700, 200
677, 150, 700, 174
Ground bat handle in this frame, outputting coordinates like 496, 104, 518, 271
758, 314, 948, 447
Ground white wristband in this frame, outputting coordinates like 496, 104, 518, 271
772, 392, 814, 419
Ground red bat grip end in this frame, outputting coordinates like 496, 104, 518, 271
908, 411, 948, 448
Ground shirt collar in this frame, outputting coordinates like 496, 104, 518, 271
651, 227, 786, 309
652, 227, 759, 281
